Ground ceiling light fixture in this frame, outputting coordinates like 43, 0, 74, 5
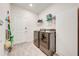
29, 4, 32, 7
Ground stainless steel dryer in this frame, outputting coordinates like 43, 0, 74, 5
39, 29, 56, 56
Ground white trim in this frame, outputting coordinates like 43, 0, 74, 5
56, 51, 64, 56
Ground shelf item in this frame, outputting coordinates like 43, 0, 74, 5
47, 14, 53, 21
37, 19, 43, 23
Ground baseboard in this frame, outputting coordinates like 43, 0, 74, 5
56, 51, 64, 56
13, 41, 33, 46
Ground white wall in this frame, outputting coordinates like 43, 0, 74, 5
39, 3, 79, 56
10, 5, 38, 44
0, 3, 10, 56
9, 3, 79, 56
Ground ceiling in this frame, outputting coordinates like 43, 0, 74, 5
11, 3, 53, 14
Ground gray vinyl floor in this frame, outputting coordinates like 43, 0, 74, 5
7, 42, 58, 56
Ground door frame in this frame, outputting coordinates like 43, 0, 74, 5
77, 8, 79, 56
